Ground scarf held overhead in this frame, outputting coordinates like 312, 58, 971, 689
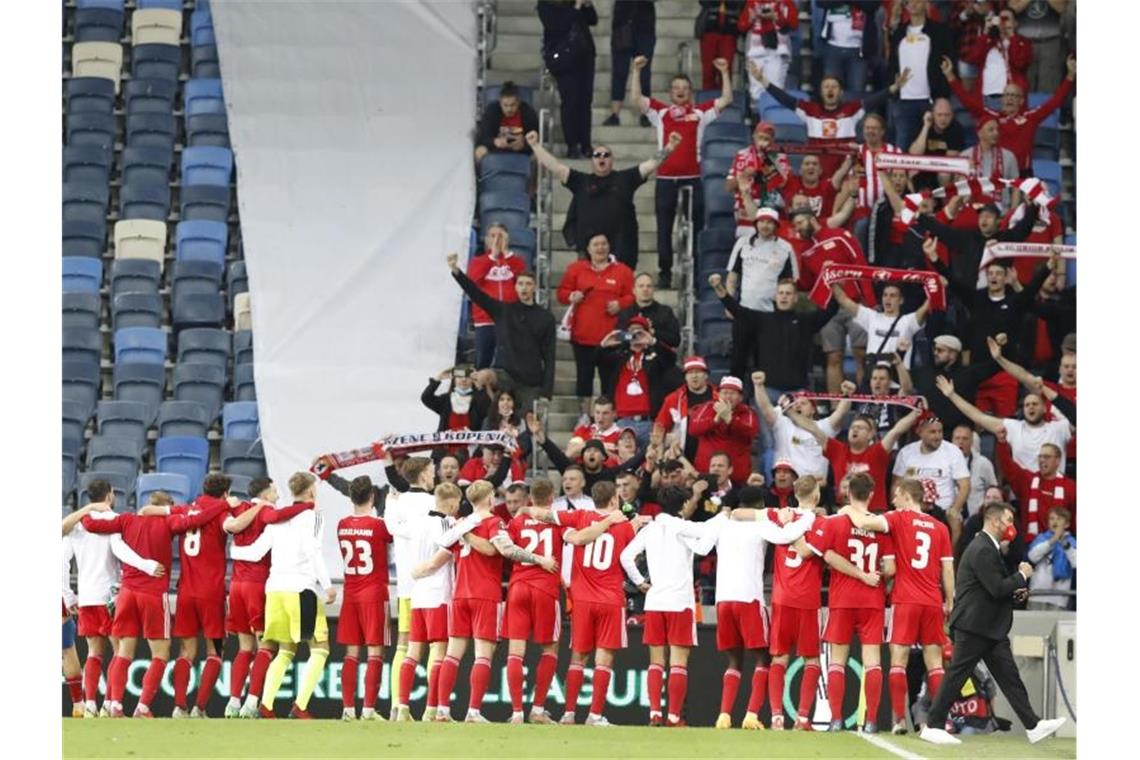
809, 261, 947, 311
978, 241, 1077, 270
310, 430, 518, 477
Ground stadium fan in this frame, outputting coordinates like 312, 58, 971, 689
891, 414, 970, 543
777, 153, 852, 224
886, 0, 956, 149
616, 272, 682, 355
726, 123, 791, 234
617, 468, 660, 516
815, 1, 878, 95
829, 280, 931, 368
597, 316, 677, 442
653, 356, 717, 462
604, 0, 656, 128
739, 0, 798, 92
688, 376, 759, 485
907, 101, 965, 191
995, 441, 1076, 540
961, 9, 1033, 99
466, 225, 528, 370
1025, 506, 1076, 610
753, 372, 850, 483
682, 451, 740, 524
570, 395, 622, 457
726, 201, 798, 319
552, 466, 595, 511
696, 0, 745, 90
531, 413, 644, 491
950, 424, 999, 518
536, 0, 598, 159
762, 460, 803, 510
421, 365, 490, 437
851, 357, 915, 440
474, 81, 539, 164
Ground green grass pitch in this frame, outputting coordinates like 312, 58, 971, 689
64, 720, 1076, 759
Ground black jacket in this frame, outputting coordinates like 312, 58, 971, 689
888, 17, 956, 100
912, 356, 1000, 433
326, 461, 406, 517
617, 300, 682, 355
696, 0, 745, 36
541, 437, 645, 491
420, 378, 490, 433
538, 0, 597, 55
719, 293, 839, 390
915, 201, 1039, 288
453, 269, 557, 398
949, 531, 1028, 640
475, 100, 540, 153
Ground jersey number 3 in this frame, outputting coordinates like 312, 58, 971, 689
340, 540, 374, 575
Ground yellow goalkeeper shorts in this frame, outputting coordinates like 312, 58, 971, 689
263, 590, 328, 644
397, 597, 412, 634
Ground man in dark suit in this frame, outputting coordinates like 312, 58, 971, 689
920, 502, 1066, 746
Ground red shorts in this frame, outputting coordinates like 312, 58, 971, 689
570, 601, 626, 653
172, 593, 226, 639
503, 583, 561, 644
77, 605, 112, 638
337, 598, 391, 646
824, 606, 885, 646
225, 581, 266, 635
448, 598, 503, 641
410, 605, 449, 643
111, 588, 171, 640
769, 604, 822, 657
887, 603, 947, 646
974, 371, 1019, 418
716, 601, 769, 651
644, 608, 697, 647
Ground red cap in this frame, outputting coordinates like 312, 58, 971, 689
627, 315, 651, 331
719, 376, 744, 392
683, 356, 708, 373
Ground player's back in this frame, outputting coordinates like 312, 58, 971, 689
229, 501, 271, 583
811, 513, 886, 609
639, 514, 702, 609
770, 510, 826, 610
338, 513, 393, 603
561, 511, 635, 606
387, 490, 434, 598
506, 514, 564, 599
68, 514, 121, 603
172, 495, 231, 598
712, 518, 767, 605
884, 509, 952, 606
453, 514, 507, 602
408, 509, 455, 607
117, 514, 174, 594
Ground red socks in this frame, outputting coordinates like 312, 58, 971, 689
768, 662, 786, 720
826, 663, 846, 721
196, 656, 222, 711
506, 654, 525, 712
667, 666, 688, 722
365, 656, 383, 711
720, 668, 741, 715
107, 656, 129, 703
398, 657, 418, 706
66, 676, 82, 705
864, 665, 883, 726
647, 663, 665, 716
798, 662, 821, 719
747, 665, 769, 714
248, 648, 273, 703
532, 653, 557, 712
427, 660, 442, 708
172, 657, 192, 709
342, 656, 359, 709
139, 658, 166, 708
889, 666, 908, 722
83, 655, 103, 702
436, 656, 460, 712
469, 657, 492, 714
563, 663, 584, 717
230, 650, 252, 701
590, 665, 611, 717
927, 667, 944, 701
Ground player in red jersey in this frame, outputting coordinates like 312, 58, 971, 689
501, 480, 564, 724
806, 472, 895, 734
427, 480, 557, 722
840, 478, 955, 735
336, 475, 394, 721
81, 489, 228, 717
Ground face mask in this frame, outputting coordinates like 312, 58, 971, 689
453, 386, 473, 396
1001, 522, 1017, 543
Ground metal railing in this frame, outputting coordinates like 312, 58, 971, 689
535, 107, 555, 308
676, 185, 696, 359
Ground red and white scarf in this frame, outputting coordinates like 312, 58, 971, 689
1025, 475, 1071, 538
874, 153, 972, 176
968, 142, 1007, 180
310, 430, 518, 477
790, 391, 927, 410
977, 241, 1077, 271
809, 261, 947, 310
899, 177, 1056, 225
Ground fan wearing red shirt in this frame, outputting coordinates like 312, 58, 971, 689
81, 489, 230, 718
336, 476, 395, 721
430, 480, 557, 723
502, 480, 565, 724
779, 153, 849, 224
726, 122, 790, 233
996, 441, 1075, 539
467, 224, 527, 369
840, 478, 954, 735
804, 473, 894, 733
688, 375, 760, 486
571, 396, 623, 458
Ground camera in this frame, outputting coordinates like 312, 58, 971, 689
700, 474, 719, 492
619, 330, 635, 344
987, 15, 1001, 37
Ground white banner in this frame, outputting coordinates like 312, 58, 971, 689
212, 1, 478, 573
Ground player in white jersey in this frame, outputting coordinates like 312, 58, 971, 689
392, 482, 462, 722
62, 479, 163, 717
704, 486, 816, 729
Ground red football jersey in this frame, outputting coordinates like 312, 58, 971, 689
557, 511, 636, 607
506, 514, 565, 599
338, 514, 394, 603
229, 501, 269, 583
171, 495, 231, 599
881, 510, 953, 607
645, 98, 719, 178
806, 514, 888, 609
769, 511, 827, 610
452, 515, 508, 602
824, 439, 892, 512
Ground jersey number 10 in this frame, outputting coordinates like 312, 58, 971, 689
582, 533, 615, 571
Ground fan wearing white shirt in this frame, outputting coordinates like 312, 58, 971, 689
891, 414, 971, 544
753, 371, 851, 481
830, 282, 930, 369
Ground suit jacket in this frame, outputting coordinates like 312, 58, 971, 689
949, 531, 1028, 640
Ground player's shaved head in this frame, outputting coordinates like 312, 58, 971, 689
147, 490, 174, 507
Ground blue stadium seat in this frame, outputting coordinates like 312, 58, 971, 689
700, 155, 733, 185
223, 401, 259, 440
63, 399, 92, 443
79, 471, 132, 513
173, 292, 225, 329
157, 400, 211, 438
63, 326, 103, 365
221, 438, 267, 481
233, 330, 254, 365
186, 114, 230, 148
110, 258, 161, 297
175, 220, 228, 268
63, 360, 102, 421
126, 112, 176, 150
702, 141, 745, 161
170, 259, 223, 297
508, 227, 537, 268
698, 228, 737, 256
1027, 92, 1061, 129
112, 361, 165, 422
232, 362, 256, 401
758, 89, 807, 119
479, 191, 529, 233
136, 472, 192, 507
181, 185, 231, 222
703, 184, 736, 229
74, 7, 124, 43
63, 144, 113, 185
76, 0, 124, 9
184, 78, 225, 117
137, 0, 183, 9
698, 250, 733, 281
191, 44, 220, 78
120, 145, 174, 186
173, 362, 226, 420
64, 219, 107, 258
190, 8, 216, 47
63, 181, 110, 224
66, 77, 116, 113
226, 474, 253, 501
182, 146, 233, 187
227, 261, 248, 304
697, 300, 732, 330
482, 84, 535, 108
177, 327, 231, 368
155, 436, 210, 499
479, 153, 531, 195
114, 326, 167, 365
63, 292, 101, 330
702, 121, 750, 148
123, 77, 177, 114
86, 435, 143, 481
96, 400, 151, 445
111, 292, 162, 330
119, 181, 171, 221
63, 257, 104, 293
1035, 159, 1062, 199
131, 43, 180, 82
64, 437, 82, 503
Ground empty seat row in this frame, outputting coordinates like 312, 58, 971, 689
64, 324, 253, 367
70, 399, 259, 446
66, 105, 228, 151
65, 217, 232, 268
65, 257, 248, 302
64, 181, 232, 224
64, 143, 232, 186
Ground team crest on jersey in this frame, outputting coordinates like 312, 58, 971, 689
821, 119, 838, 138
